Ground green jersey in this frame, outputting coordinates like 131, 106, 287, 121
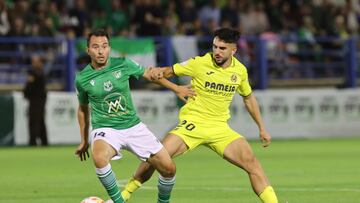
75, 57, 145, 130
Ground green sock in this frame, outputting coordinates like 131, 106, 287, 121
157, 175, 175, 203
96, 164, 124, 203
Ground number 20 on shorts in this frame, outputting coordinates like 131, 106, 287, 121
176, 120, 196, 131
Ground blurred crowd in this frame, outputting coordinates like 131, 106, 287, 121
0, 0, 359, 39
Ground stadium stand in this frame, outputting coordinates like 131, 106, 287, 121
0, 0, 359, 91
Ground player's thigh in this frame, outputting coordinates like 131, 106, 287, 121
223, 138, 257, 170
162, 133, 189, 158
168, 118, 205, 155
147, 147, 176, 177
92, 139, 117, 165
91, 128, 122, 161
207, 125, 242, 157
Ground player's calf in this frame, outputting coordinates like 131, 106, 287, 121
156, 162, 176, 203
148, 148, 176, 203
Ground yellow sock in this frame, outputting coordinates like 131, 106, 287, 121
121, 178, 142, 201
259, 186, 278, 203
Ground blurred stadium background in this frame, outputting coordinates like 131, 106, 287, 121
0, 0, 359, 202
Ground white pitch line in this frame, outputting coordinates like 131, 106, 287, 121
117, 179, 360, 192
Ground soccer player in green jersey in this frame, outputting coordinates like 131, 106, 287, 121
123, 28, 279, 203
74, 29, 194, 203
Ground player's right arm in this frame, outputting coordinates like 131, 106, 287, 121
74, 76, 90, 161
144, 66, 176, 80
75, 104, 90, 161
150, 55, 198, 80
144, 67, 195, 102
156, 66, 176, 78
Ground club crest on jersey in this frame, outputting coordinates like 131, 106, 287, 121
103, 81, 113, 91
90, 80, 95, 86
231, 74, 237, 83
112, 70, 122, 79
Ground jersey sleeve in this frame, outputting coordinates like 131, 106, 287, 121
237, 68, 252, 97
173, 57, 198, 77
125, 58, 145, 79
75, 76, 89, 104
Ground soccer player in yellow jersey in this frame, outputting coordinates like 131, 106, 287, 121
122, 28, 278, 203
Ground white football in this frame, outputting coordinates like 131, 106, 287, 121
81, 196, 105, 203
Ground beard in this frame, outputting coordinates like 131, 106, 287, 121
214, 57, 228, 66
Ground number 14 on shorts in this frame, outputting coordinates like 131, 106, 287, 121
93, 131, 106, 138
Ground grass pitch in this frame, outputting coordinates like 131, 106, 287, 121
0, 138, 359, 203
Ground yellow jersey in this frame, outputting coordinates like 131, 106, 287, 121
173, 53, 252, 122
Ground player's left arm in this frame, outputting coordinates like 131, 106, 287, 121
143, 67, 195, 103
243, 94, 271, 147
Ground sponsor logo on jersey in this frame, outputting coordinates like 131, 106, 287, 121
107, 98, 125, 113
103, 81, 113, 91
90, 80, 95, 86
102, 93, 127, 116
206, 71, 215, 75
204, 81, 236, 92
112, 70, 122, 79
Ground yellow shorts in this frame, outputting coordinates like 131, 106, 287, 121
169, 117, 243, 157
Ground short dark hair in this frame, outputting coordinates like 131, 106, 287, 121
87, 29, 110, 47
213, 28, 240, 44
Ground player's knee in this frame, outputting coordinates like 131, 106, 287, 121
243, 155, 259, 172
160, 162, 176, 178
92, 152, 109, 168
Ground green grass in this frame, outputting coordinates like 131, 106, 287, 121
1, 138, 360, 203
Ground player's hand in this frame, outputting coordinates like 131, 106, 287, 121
75, 141, 90, 161
259, 130, 271, 147
148, 67, 164, 80
176, 84, 196, 103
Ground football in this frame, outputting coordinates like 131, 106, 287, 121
81, 196, 105, 203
